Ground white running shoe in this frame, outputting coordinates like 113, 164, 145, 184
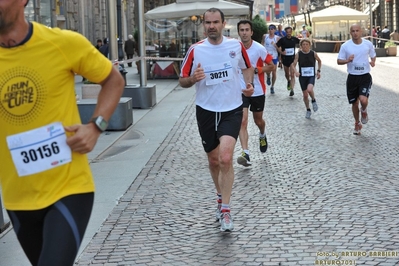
305, 110, 311, 119
312, 101, 318, 112
220, 210, 234, 232
361, 109, 368, 124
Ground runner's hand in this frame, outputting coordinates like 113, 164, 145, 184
192, 63, 205, 83
65, 123, 101, 154
242, 83, 254, 97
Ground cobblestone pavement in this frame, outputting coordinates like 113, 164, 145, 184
76, 53, 399, 266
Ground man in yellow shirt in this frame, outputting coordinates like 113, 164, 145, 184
0, 0, 125, 265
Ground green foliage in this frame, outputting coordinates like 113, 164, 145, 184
133, 28, 139, 42
385, 40, 396, 48
251, 15, 268, 43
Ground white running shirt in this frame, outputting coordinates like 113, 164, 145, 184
263, 34, 279, 59
180, 36, 251, 112
239, 41, 273, 96
337, 39, 376, 75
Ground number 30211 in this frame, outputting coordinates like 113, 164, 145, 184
21, 142, 60, 163
210, 70, 228, 79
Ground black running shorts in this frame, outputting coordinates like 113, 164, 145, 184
299, 76, 316, 91
242, 94, 265, 112
196, 105, 243, 153
346, 73, 372, 104
7, 193, 94, 266
282, 55, 295, 67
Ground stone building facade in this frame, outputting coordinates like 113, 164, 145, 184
24, 0, 176, 44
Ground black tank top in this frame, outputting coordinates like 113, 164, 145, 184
298, 50, 315, 76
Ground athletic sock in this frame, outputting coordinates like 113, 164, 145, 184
217, 193, 222, 203
221, 204, 230, 212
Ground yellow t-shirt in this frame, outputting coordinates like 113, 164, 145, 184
0, 22, 113, 210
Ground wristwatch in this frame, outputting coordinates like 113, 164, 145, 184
91, 116, 108, 132
254, 67, 258, 74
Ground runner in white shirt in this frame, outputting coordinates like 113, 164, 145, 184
337, 24, 376, 135
261, 24, 280, 94
179, 8, 254, 232
236, 20, 274, 167
300, 25, 310, 38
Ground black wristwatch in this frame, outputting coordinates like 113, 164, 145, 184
254, 68, 258, 74
91, 116, 108, 132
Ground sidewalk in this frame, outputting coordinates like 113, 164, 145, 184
75, 53, 399, 265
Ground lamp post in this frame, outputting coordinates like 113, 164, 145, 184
191, 15, 202, 43
116, 0, 127, 85
307, 9, 312, 27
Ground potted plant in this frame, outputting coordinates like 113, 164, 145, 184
385, 41, 397, 56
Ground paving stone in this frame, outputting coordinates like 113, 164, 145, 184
75, 53, 399, 265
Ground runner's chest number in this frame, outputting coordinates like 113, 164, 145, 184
204, 61, 233, 86
21, 142, 60, 163
210, 70, 229, 80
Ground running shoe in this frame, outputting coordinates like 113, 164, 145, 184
270, 87, 275, 94
266, 76, 271, 86
237, 151, 252, 167
287, 81, 291, 90
312, 101, 318, 112
306, 110, 311, 119
259, 135, 268, 153
361, 109, 368, 124
215, 202, 222, 221
220, 210, 234, 232
353, 122, 363, 135
289, 89, 294, 96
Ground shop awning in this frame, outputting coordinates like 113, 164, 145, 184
145, 0, 250, 20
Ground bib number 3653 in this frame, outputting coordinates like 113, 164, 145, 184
7, 122, 72, 177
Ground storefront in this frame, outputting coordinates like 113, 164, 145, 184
144, 0, 249, 79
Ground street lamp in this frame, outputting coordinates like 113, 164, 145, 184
191, 15, 203, 43
190, 15, 203, 25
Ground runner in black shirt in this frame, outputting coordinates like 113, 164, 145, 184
276, 27, 300, 96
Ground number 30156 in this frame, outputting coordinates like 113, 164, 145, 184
21, 142, 60, 163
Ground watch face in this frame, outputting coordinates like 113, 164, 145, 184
94, 116, 108, 131
99, 119, 108, 130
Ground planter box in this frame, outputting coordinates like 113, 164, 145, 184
313, 42, 342, 53
77, 97, 133, 130
122, 84, 156, 109
82, 84, 101, 99
375, 48, 387, 57
386, 46, 397, 56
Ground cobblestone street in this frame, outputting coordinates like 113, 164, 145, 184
76, 53, 399, 266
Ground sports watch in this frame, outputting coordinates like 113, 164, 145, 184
91, 116, 108, 132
